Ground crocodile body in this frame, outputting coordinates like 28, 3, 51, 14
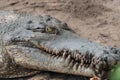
0, 10, 120, 79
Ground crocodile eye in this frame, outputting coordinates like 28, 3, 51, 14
45, 26, 59, 34
46, 27, 53, 32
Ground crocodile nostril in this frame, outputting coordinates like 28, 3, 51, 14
36, 27, 40, 29
27, 20, 33, 24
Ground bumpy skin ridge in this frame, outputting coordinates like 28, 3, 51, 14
0, 10, 120, 79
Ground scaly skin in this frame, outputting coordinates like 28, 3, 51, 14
0, 10, 120, 79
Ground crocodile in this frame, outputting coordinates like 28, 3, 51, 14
0, 10, 120, 80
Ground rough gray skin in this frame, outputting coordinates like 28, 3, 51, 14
0, 10, 120, 79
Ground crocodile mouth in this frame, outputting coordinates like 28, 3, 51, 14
13, 41, 107, 77
28, 39, 111, 78
10, 38, 119, 78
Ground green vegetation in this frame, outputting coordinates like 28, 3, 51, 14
109, 62, 120, 80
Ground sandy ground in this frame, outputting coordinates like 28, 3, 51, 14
0, 0, 120, 80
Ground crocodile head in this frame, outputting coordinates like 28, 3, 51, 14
0, 11, 120, 79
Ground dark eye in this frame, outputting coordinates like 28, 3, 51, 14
45, 26, 59, 34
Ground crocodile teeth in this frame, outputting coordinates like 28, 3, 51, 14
81, 59, 84, 66
55, 50, 59, 55
65, 55, 71, 64
73, 63, 79, 71
78, 64, 82, 70
69, 60, 74, 68
75, 54, 79, 60
62, 51, 67, 59
48, 49, 52, 53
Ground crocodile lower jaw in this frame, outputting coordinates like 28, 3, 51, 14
7, 39, 114, 78
6, 45, 95, 78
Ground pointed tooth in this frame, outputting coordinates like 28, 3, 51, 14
78, 64, 82, 71
75, 54, 80, 61
74, 51, 77, 57
49, 49, 51, 53
78, 55, 82, 62
55, 50, 59, 55
69, 60, 74, 68
76, 53, 79, 57
73, 63, 79, 71
65, 55, 71, 64
62, 51, 67, 59
71, 52, 74, 58
85, 59, 88, 64
80, 59, 84, 65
